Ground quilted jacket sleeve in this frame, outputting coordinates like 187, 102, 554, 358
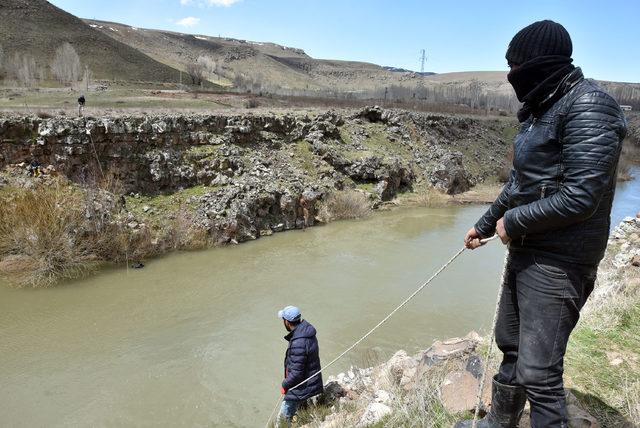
474, 169, 515, 238
503, 91, 627, 239
282, 337, 308, 390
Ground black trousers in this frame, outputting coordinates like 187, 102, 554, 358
495, 251, 598, 428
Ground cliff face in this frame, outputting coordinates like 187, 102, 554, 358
0, 107, 513, 243
0, 107, 512, 194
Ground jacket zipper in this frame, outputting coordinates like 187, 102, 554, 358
519, 118, 538, 247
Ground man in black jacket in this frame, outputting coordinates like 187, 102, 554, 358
278, 306, 323, 425
458, 20, 627, 428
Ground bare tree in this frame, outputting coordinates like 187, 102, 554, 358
0, 44, 5, 80
82, 65, 93, 92
197, 55, 217, 77
186, 59, 207, 86
7, 53, 38, 87
51, 43, 82, 85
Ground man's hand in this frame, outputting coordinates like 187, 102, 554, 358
464, 227, 483, 250
280, 386, 286, 395
496, 218, 511, 244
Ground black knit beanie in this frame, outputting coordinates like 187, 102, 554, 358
506, 20, 573, 65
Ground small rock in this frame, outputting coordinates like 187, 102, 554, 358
357, 402, 392, 427
465, 354, 484, 379
632, 255, 640, 267
422, 331, 480, 366
440, 370, 491, 414
566, 391, 600, 428
373, 390, 393, 404
142, 205, 151, 213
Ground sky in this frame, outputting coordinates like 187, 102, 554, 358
49, 0, 639, 83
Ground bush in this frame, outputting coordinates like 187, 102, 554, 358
0, 179, 221, 287
318, 190, 371, 223
0, 180, 97, 287
244, 98, 260, 109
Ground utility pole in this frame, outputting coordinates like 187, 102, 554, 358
420, 49, 427, 73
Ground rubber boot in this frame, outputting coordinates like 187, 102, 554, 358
454, 376, 527, 428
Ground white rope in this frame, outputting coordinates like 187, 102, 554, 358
265, 235, 500, 427
472, 247, 509, 428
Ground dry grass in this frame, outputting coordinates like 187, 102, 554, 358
381, 362, 459, 428
0, 179, 216, 287
564, 258, 640, 426
318, 190, 371, 223
0, 179, 98, 287
396, 187, 450, 208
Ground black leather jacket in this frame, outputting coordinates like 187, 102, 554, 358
475, 69, 627, 265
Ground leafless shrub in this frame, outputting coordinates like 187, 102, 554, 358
162, 207, 212, 251
186, 58, 208, 86
0, 44, 5, 81
0, 179, 97, 287
318, 190, 371, 223
243, 98, 260, 108
408, 187, 449, 207
51, 43, 82, 85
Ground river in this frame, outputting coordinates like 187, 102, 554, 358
1, 169, 638, 428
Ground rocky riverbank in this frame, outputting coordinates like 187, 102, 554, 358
0, 107, 514, 286
302, 216, 640, 427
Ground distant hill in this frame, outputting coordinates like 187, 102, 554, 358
0, 0, 182, 83
383, 66, 435, 76
2, 0, 637, 107
83, 19, 437, 92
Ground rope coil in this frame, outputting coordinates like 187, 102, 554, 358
266, 235, 501, 427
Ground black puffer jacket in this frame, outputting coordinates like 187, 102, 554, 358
282, 320, 323, 401
475, 68, 627, 265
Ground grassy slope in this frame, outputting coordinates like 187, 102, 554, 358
81, 20, 432, 92
0, 0, 182, 82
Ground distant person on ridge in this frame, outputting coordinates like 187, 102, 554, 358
460, 20, 627, 428
277, 306, 323, 426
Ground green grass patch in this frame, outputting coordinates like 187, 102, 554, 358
356, 182, 376, 192
565, 301, 640, 426
501, 123, 519, 142
339, 123, 411, 162
186, 144, 220, 160
292, 140, 320, 176
125, 185, 213, 218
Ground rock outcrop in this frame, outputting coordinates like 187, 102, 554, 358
0, 107, 513, 244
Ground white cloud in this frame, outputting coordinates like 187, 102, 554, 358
176, 16, 200, 27
180, 0, 193, 5
206, 0, 241, 6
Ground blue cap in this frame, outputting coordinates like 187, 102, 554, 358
278, 306, 301, 322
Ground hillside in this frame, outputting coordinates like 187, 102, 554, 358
84, 19, 433, 92
0, 0, 182, 83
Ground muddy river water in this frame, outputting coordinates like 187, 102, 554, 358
1, 169, 638, 427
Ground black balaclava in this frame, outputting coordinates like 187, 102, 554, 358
506, 20, 576, 121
